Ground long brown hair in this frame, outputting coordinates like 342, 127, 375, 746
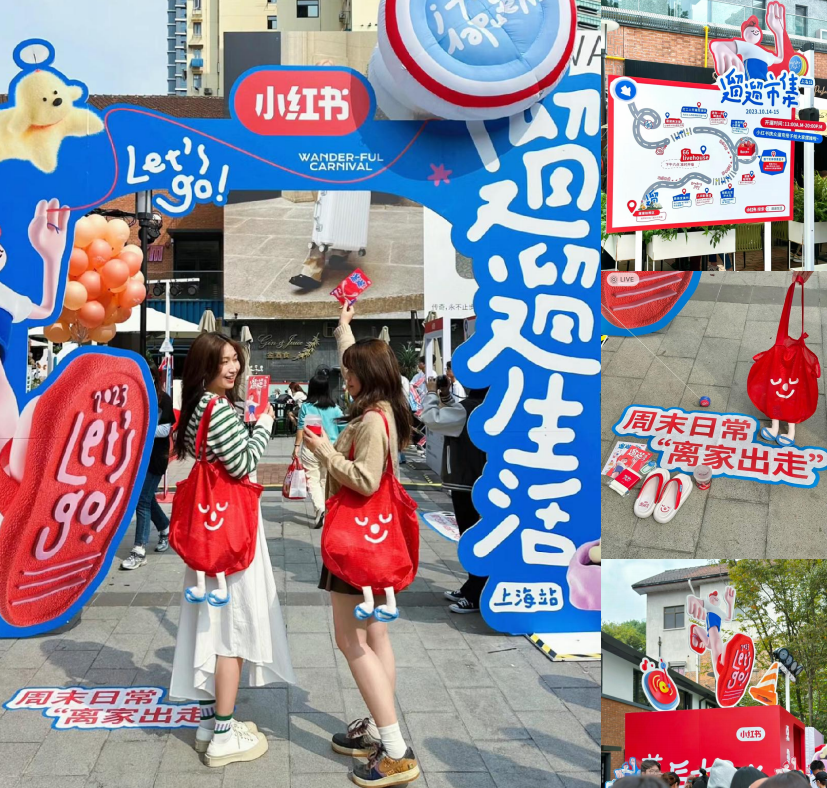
343, 338, 411, 450
173, 332, 246, 460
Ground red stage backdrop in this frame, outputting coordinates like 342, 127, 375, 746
626, 706, 806, 780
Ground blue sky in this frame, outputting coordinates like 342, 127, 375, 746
0, 0, 168, 95
602, 559, 711, 624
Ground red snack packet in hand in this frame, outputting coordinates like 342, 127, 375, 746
331, 268, 372, 305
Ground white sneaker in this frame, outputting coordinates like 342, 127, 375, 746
120, 546, 147, 570
195, 720, 258, 754
204, 723, 268, 767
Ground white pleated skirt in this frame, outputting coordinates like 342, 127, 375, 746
169, 507, 296, 701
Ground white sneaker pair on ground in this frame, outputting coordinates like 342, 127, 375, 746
195, 720, 268, 767
634, 468, 693, 524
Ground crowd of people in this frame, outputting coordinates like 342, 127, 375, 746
117, 302, 485, 785
627, 757, 827, 788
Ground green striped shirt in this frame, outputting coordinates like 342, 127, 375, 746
185, 393, 270, 479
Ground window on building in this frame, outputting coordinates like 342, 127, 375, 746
632, 669, 648, 706
678, 690, 692, 710
193, 22, 202, 36
193, 0, 201, 9
664, 605, 684, 629
297, 0, 320, 18
752, 0, 766, 27
268, 15, 278, 29
795, 5, 808, 36
193, 74, 202, 90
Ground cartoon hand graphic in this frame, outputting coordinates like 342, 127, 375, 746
687, 594, 705, 620
28, 198, 69, 265
766, 2, 786, 42
716, 47, 745, 75
724, 585, 736, 617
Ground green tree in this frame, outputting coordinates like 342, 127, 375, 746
602, 619, 647, 652
725, 559, 827, 727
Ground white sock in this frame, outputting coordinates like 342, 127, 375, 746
378, 722, 407, 760
214, 714, 233, 735
365, 716, 380, 740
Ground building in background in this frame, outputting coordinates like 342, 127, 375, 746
168, 0, 187, 94
632, 564, 759, 687
187, 0, 351, 96
602, 633, 716, 784
576, 0, 600, 28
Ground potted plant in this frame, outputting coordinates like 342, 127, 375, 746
788, 172, 827, 246
646, 224, 736, 266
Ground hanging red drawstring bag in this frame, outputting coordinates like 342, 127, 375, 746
322, 410, 419, 593
170, 396, 263, 577
747, 276, 821, 424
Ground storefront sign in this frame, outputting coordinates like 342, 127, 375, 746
607, 76, 794, 233
4, 686, 199, 730
614, 406, 827, 488
626, 706, 807, 783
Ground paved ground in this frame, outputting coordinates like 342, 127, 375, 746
224, 196, 425, 319
0, 436, 598, 788
602, 270, 827, 559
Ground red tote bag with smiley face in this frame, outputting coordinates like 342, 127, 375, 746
321, 410, 419, 593
169, 396, 263, 577
747, 277, 821, 424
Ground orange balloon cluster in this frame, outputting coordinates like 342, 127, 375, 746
43, 215, 147, 345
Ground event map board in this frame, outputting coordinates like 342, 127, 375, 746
606, 76, 795, 233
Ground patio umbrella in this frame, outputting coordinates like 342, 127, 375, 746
198, 309, 217, 334
379, 325, 391, 344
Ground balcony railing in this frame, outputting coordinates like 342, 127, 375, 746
602, 0, 827, 39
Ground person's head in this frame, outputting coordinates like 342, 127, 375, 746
342, 337, 412, 450
814, 773, 827, 788
741, 15, 762, 44
446, 360, 455, 381
642, 761, 662, 776
149, 362, 165, 401
756, 774, 809, 788
811, 763, 824, 776
418, 356, 425, 372
289, 381, 305, 395
306, 370, 335, 410
174, 332, 246, 460
664, 773, 680, 786
732, 766, 768, 788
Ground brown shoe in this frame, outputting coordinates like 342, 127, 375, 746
349, 746, 421, 786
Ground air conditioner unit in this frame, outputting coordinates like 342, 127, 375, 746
820, 28, 827, 39
323, 323, 337, 338
204, 87, 213, 95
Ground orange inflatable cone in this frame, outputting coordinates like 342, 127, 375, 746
749, 662, 779, 706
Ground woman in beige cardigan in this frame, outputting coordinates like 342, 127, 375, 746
303, 303, 419, 787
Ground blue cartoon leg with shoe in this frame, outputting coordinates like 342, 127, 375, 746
355, 586, 399, 622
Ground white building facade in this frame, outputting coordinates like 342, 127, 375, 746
633, 565, 757, 681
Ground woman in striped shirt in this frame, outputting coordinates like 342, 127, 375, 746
170, 332, 295, 768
